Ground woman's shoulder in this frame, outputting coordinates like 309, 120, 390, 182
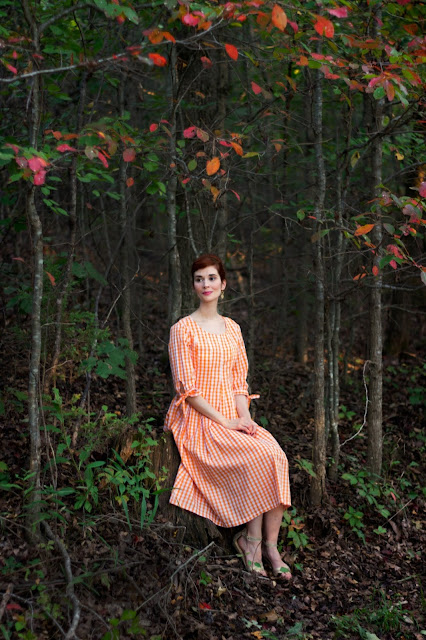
225, 317, 242, 334
170, 316, 194, 336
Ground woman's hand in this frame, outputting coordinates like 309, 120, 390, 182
224, 417, 257, 436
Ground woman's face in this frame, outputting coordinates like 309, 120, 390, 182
193, 265, 226, 304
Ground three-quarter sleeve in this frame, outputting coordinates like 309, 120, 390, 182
169, 322, 201, 412
232, 325, 260, 404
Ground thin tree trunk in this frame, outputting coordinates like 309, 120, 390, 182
367, 5, 384, 477
310, 44, 327, 506
119, 79, 137, 416
367, 101, 384, 476
167, 45, 182, 326
23, 0, 43, 535
44, 73, 87, 392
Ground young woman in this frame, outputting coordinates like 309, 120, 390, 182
164, 254, 291, 578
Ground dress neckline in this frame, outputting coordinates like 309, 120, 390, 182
188, 315, 228, 336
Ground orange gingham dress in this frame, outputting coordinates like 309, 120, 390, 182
164, 315, 291, 528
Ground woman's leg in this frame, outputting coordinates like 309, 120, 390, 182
263, 505, 292, 577
237, 514, 266, 575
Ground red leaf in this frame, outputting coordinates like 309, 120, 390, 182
57, 144, 77, 152
288, 20, 298, 33
390, 259, 397, 269
182, 13, 199, 26
251, 81, 262, 95
5, 63, 17, 74
206, 157, 220, 176
148, 53, 167, 67
419, 182, 426, 198
12, 50, 18, 59
33, 170, 46, 186
46, 271, 56, 286
218, 140, 232, 147
123, 148, 136, 162
201, 56, 212, 69
199, 602, 212, 610
6, 603, 23, 611
28, 156, 48, 172
271, 4, 287, 31
16, 156, 28, 168
12, 256, 25, 262
183, 126, 197, 139
225, 43, 238, 61
126, 177, 134, 187
97, 151, 109, 168
354, 223, 374, 236
149, 123, 158, 132
372, 265, 379, 276
327, 7, 348, 18
231, 189, 240, 201
314, 15, 335, 38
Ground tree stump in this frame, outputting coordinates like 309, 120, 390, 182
151, 430, 233, 549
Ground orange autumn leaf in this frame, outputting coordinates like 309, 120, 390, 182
314, 15, 334, 38
271, 4, 287, 31
126, 177, 134, 187
148, 29, 164, 44
354, 223, 375, 236
372, 265, 379, 276
45, 271, 56, 287
148, 53, 167, 67
225, 43, 238, 61
230, 141, 243, 156
206, 157, 220, 176
210, 186, 220, 202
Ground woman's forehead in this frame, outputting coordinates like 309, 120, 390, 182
194, 266, 220, 277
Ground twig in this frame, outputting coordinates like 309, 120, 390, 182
42, 522, 81, 640
0, 584, 13, 623
136, 541, 215, 612
340, 360, 371, 447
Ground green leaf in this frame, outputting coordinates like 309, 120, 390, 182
373, 86, 385, 99
188, 159, 197, 171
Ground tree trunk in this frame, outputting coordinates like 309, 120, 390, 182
119, 79, 137, 416
366, 5, 384, 477
23, 0, 43, 535
167, 45, 182, 327
310, 45, 327, 506
367, 97, 384, 476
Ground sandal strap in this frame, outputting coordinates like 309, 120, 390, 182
263, 541, 278, 548
245, 534, 262, 543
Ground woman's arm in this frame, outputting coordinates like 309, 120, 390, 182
235, 394, 257, 435
186, 395, 255, 435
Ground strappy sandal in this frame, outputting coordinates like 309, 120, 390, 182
262, 541, 292, 580
233, 529, 267, 576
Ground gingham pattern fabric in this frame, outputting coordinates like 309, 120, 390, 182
164, 316, 291, 528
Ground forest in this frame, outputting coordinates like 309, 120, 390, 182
0, 0, 425, 638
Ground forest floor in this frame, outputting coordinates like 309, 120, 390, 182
0, 304, 425, 640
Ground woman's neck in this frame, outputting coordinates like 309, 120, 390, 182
193, 303, 220, 320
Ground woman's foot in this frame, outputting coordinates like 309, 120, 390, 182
233, 530, 267, 577
262, 541, 292, 580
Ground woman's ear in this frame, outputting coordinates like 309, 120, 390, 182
221, 279, 226, 291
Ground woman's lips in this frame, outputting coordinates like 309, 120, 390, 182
203, 291, 213, 295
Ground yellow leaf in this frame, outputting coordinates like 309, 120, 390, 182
206, 157, 220, 175
242, 151, 259, 158
395, 151, 404, 160
351, 150, 360, 168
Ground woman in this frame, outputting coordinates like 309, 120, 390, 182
164, 254, 291, 578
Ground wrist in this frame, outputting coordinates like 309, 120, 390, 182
221, 417, 230, 428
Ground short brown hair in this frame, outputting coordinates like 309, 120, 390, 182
191, 254, 226, 281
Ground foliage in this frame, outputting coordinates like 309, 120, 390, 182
281, 507, 309, 549
332, 590, 415, 639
